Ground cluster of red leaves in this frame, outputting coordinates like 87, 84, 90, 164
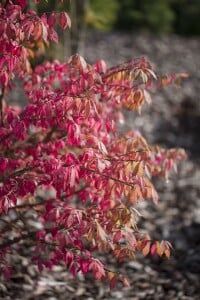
0, 1, 186, 288
0, 0, 70, 89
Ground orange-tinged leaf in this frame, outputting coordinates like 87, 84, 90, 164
118, 248, 127, 262
156, 241, 164, 256
142, 242, 150, 256
133, 186, 144, 202
68, 54, 87, 70
132, 162, 143, 176
124, 162, 132, 175
126, 190, 138, 204
85, 100, 91, 118
144, 186, 152, 199
174, 72, 189, 85
164, 249, 171, 259
133, 90, 144, 104
87, 228, 94, 242
32, 22, 43, 40
108, 271, 115, 281
27, 48, 35, 59
113, 246, 121, 257
161, 75, 171, 86
113, 71, 123, 81
109, 275, 117, 289
178, 72, 189, 78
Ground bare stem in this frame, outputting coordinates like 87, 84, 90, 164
81, 166, 134, 188
0, 165, 35, 183
0, 231, 36, 249
0, 88, 4, 127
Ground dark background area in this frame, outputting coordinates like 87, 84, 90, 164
36, 0, 200, 36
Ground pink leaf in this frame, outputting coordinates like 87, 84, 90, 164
15, 0, 26, 9
59, 12, 71, 30
48, 12, 56, 27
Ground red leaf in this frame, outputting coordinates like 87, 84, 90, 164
142, 241, 150, 256
15, 0, 26, 9
95, 59, 107, 74
150, 243, 157, 256
90, 260, 106, 280
109, 275, 117, 289
59, 12, 71, 30
48, 13, 56, 27
113, 231, 122, 243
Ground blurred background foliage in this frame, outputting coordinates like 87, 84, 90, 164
33, 0, 199, 60
36, 0, 200, 36
115, 0, 175, 34
114, 0, 200, 35
94, 0, 200, 36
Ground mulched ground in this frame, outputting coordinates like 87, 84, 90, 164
1, 31, 200, 299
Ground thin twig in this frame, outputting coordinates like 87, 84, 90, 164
0, 231, 36, 249
0, 88, 5, 127
0, 165, 35, 182
81, 166, 134, 188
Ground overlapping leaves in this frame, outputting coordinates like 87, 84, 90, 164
0, 0, 186, 288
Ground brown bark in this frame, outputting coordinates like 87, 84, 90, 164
63, 0, 89, 58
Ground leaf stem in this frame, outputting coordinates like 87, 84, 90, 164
0, 88, 5, 127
